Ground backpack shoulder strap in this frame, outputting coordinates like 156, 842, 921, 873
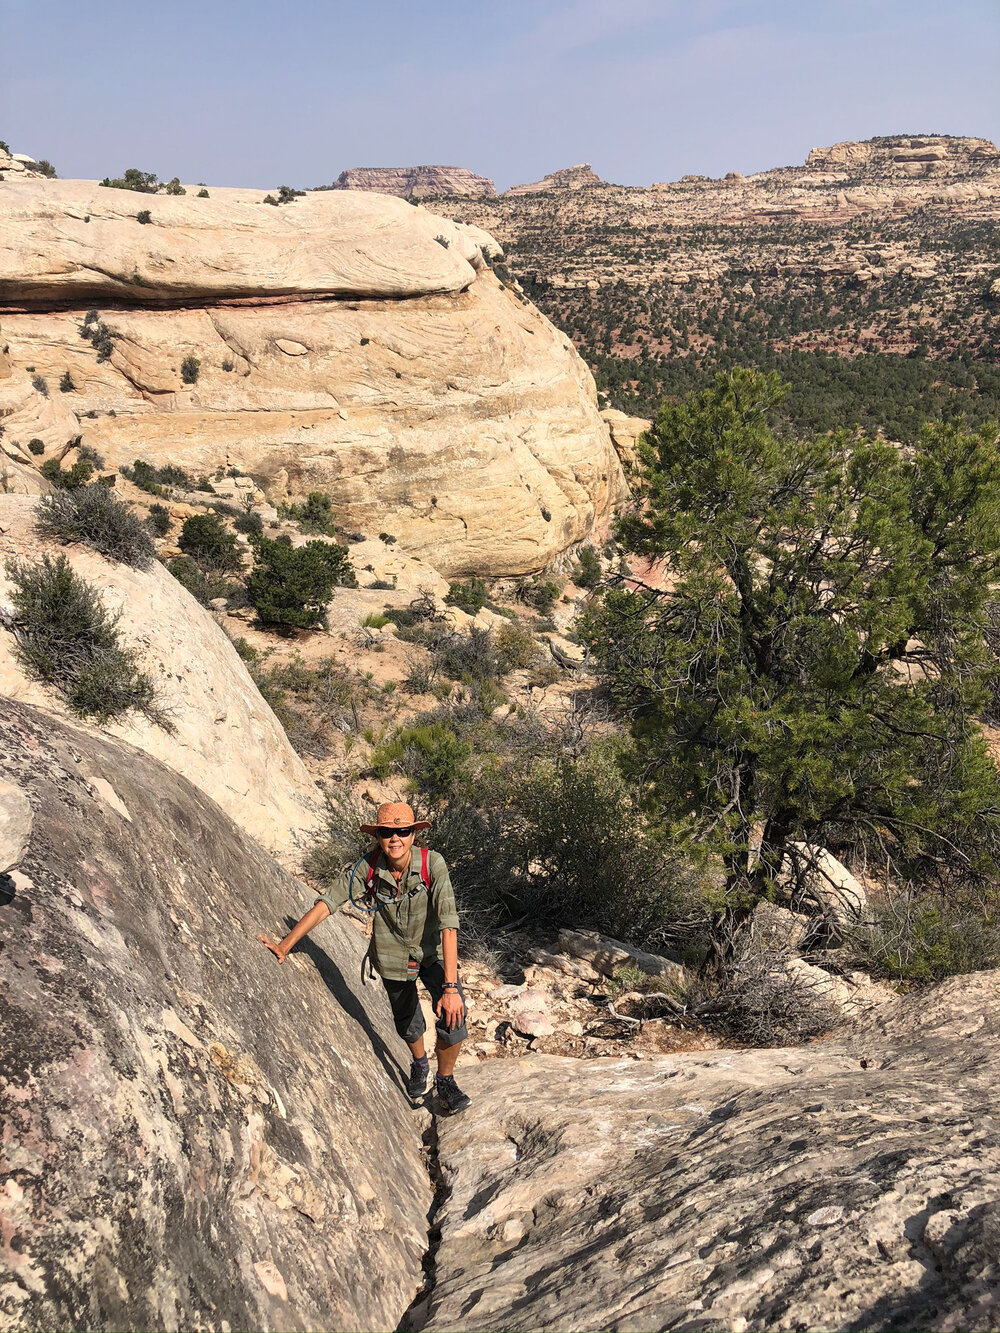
420, 846, 430, 890
365, 849, 380, 891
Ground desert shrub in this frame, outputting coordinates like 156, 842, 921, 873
404, 663, 433, 694
5, 554, 166, 727
100, 169, 158, 192
31, 375, 49, 397
58, 372, 74, 393
166, 556, 245, 608
246, 534, 355, 629
280, 491, 337, 535
180, 356, 201, 385
80, 312, 114, 362
27, 439, 44, 456
36, 485, 155, 568
33, 159, 57, 178
515, 577, 561, 612
197, 188, 210, 198
494, 619, 541, 673
848, 888, 1000, 983
163, 177, 185, 195
573, 545, 602, 590
178, 514, 243, 571
445, 577, 488, 615
234, 509, 263, 535
360, 612, 389, 629
701, 935, 839, 1046
146, 503, 171, 537
121, 459, 190, 495
39, 456, 94, 489
371, 721, 472, 798
304, 795, 376, 885
136, 209, 152, 224
432, 626, 501, 682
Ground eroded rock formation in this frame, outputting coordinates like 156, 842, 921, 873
0, 180, 623, 576
425, 973, 1000, 1332
805, 135, 999, 178
0, 699, 429, 1333
505, 164, 606, 195
330, 166, 497, 198
0, 494, 323, 861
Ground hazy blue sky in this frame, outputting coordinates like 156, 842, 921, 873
5, 0, 998, 190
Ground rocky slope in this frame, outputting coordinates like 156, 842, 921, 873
329, 166, 497, 198
425, 971, 1000, 1332
0, 178, 624, 577
0, 494, 323, 861
0, 699, 429, 1333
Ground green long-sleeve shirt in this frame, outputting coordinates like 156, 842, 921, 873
314, 846, 459, 981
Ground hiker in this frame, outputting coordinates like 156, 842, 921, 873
259, 802, 471, 1113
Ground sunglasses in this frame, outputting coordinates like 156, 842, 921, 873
377, 826, 415, 838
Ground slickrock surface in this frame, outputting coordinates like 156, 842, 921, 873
330, 166, 497, 198
0, 181, 623, 576
0, 494, 323, 861
0, 700, 429, 1333
427, 973, 1000, 1332
506, 164, 607, 195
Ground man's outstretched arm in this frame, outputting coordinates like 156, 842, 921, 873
259, 901, 331, 964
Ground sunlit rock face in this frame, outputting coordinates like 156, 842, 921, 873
0, 180, 624, 577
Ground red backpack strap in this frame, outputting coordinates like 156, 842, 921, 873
420, 846, 430, 890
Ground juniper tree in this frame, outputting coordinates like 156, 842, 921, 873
584, 369, 1000, 928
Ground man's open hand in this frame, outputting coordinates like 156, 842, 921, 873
436, 989, 465, 1030
259, 934, 289, 964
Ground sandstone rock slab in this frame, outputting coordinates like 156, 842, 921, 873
427, 970, 1000, 1331
0, 182, 625, 577
0, 700, 429, 1333
0, 494, 322, 861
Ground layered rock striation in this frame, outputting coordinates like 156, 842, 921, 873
0, 494, 323, 860
0, 180, 624, 576
0, 700, 428, 1333
329, 166, 497, 199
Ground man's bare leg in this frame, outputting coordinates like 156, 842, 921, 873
436, 1038, 462, 1077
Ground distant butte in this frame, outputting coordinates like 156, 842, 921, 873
328, 165, 496, 199
505, 163, 607, 195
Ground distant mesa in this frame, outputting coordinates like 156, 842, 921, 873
328, 165, 496, 199
805, 134, 999, 178
505, 164, 607, 195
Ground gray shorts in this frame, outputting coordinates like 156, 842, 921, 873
381, 960, 468, 1047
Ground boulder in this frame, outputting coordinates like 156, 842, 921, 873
0, 700, 428, 1333
556, 927, 685, 985
0, 181, 625, 577
779, 842, 868, 925
0, 494, 322, 862
427, 969, 1000, 1332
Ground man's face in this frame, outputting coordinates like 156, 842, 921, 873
378, 825, 415, 863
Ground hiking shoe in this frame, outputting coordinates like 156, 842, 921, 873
435, 1073, 471, 1115
407, 1058, 430, 1100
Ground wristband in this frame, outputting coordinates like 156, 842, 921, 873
443, 981, 459, 990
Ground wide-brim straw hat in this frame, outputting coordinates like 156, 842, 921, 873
359, 801, 431, 835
